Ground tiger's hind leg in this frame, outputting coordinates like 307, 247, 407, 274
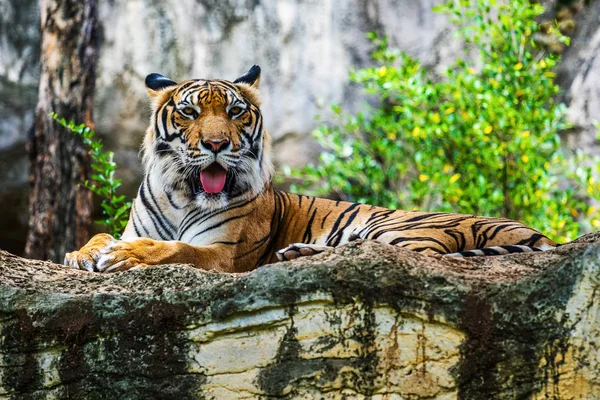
276, 243, 333, 261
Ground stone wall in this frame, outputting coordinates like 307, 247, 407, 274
556, 0, 600, 150
1, 235, 599, 398
0, 0, 39, 254
92, 0, 456, 178
1, 0, 599, 255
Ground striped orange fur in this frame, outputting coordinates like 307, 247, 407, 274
64, 66, 557, 273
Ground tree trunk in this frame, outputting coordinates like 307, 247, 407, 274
24, 0, 99, 263
1, 236, 599, 399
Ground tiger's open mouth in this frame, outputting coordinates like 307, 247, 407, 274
189, 163, 228, 195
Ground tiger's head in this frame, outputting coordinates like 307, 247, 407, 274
142, 66, 273, 210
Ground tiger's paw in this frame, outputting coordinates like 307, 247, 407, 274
64, 234, 148, 273
276, 243, 333, 261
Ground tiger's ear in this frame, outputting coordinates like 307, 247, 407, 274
233, 65, 261, 89
145, 73, 177, 98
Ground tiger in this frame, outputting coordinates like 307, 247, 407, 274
64, 65, 557, 273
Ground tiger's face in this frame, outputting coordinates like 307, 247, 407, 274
143, 66, 273, 210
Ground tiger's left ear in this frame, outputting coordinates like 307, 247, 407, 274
145, 73, 177, 99
233, 65, 261, 89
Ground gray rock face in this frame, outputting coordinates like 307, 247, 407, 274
1, 0, 599, 254
1, 236, 600, 398
0, 0, 39, 255
557, 0, 600, 151
93, 0, 455, 166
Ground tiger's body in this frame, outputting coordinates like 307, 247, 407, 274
65, 66, 556, 273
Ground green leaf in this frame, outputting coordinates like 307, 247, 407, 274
280, 0, 595, 241
51, 113, 132, 237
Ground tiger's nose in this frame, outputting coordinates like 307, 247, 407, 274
201, 139, 230, 153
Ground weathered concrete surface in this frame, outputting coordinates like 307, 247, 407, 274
1, 234, 599, 399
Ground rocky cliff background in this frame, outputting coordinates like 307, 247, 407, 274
1, 0, 599, 256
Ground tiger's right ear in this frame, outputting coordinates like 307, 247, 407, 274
145, 73, 177, 98
233, 65, 261, 89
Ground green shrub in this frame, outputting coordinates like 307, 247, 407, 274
51, 113, 131, 237
286, 0, 600, 242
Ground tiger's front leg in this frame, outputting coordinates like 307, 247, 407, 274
64, 233, 232, 273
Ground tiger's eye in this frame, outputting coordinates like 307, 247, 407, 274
229, 106, 243, 116
182, 107, 196, 115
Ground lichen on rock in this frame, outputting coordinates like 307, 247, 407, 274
1, 235, 600, 399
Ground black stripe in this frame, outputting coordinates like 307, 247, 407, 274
444, 229, 466, 252
320, 211, 332, 229
253, 233, 271, 245
370, 226, 403, 240
165, 190, 184, 210
155, 142, 173, 157
302, 208, 318, 243
190, 212, 252, 241
255, 190, 286, 267
179, 208, 210, 238
234, 226, 273, 261
254, 113, 263, 142
138, 183, 170, 240
368, 217, 466, 240
234, 242, 267, 260
403, 212, 446, 223
359, 210, 396, 237
132, 207, 151, 237
326, 203, 361, 246
501, 245, 525, 253
306, 196, 316, 214
485, 223, 515, 242
366, 210, 395, 224
212, 240, 244, 246
472, 223, 483, 248
164, 100, 181, 142
215, 80, 239, 92
329, 207, 361, 247
397, 220, 465, 232
480, 247, 501, 256
179, 196, 256, 237
154, 109, 163, 139
517, 233, 544, 246
132, 217, 143, 237
145, 176, 176, 233
175, 80, 198, 94
388, 236, 452, 253
411, 247, 444, 254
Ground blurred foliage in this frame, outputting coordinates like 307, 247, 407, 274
285, 0, 600, 242
51, 113, 131, 237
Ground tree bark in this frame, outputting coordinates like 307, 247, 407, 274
25, 0, 99, 262
1, 236, 599, 399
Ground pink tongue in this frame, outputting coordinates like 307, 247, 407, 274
200, 166, 227, 193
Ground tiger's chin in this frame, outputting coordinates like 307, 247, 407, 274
188, 184, 255, 212
192, 191, 232, 212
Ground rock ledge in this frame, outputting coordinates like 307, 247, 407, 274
1, 236, 599, 399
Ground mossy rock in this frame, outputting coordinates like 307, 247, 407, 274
1, 235, 599, 399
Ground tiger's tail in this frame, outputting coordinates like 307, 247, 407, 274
444, 243, 557, 257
